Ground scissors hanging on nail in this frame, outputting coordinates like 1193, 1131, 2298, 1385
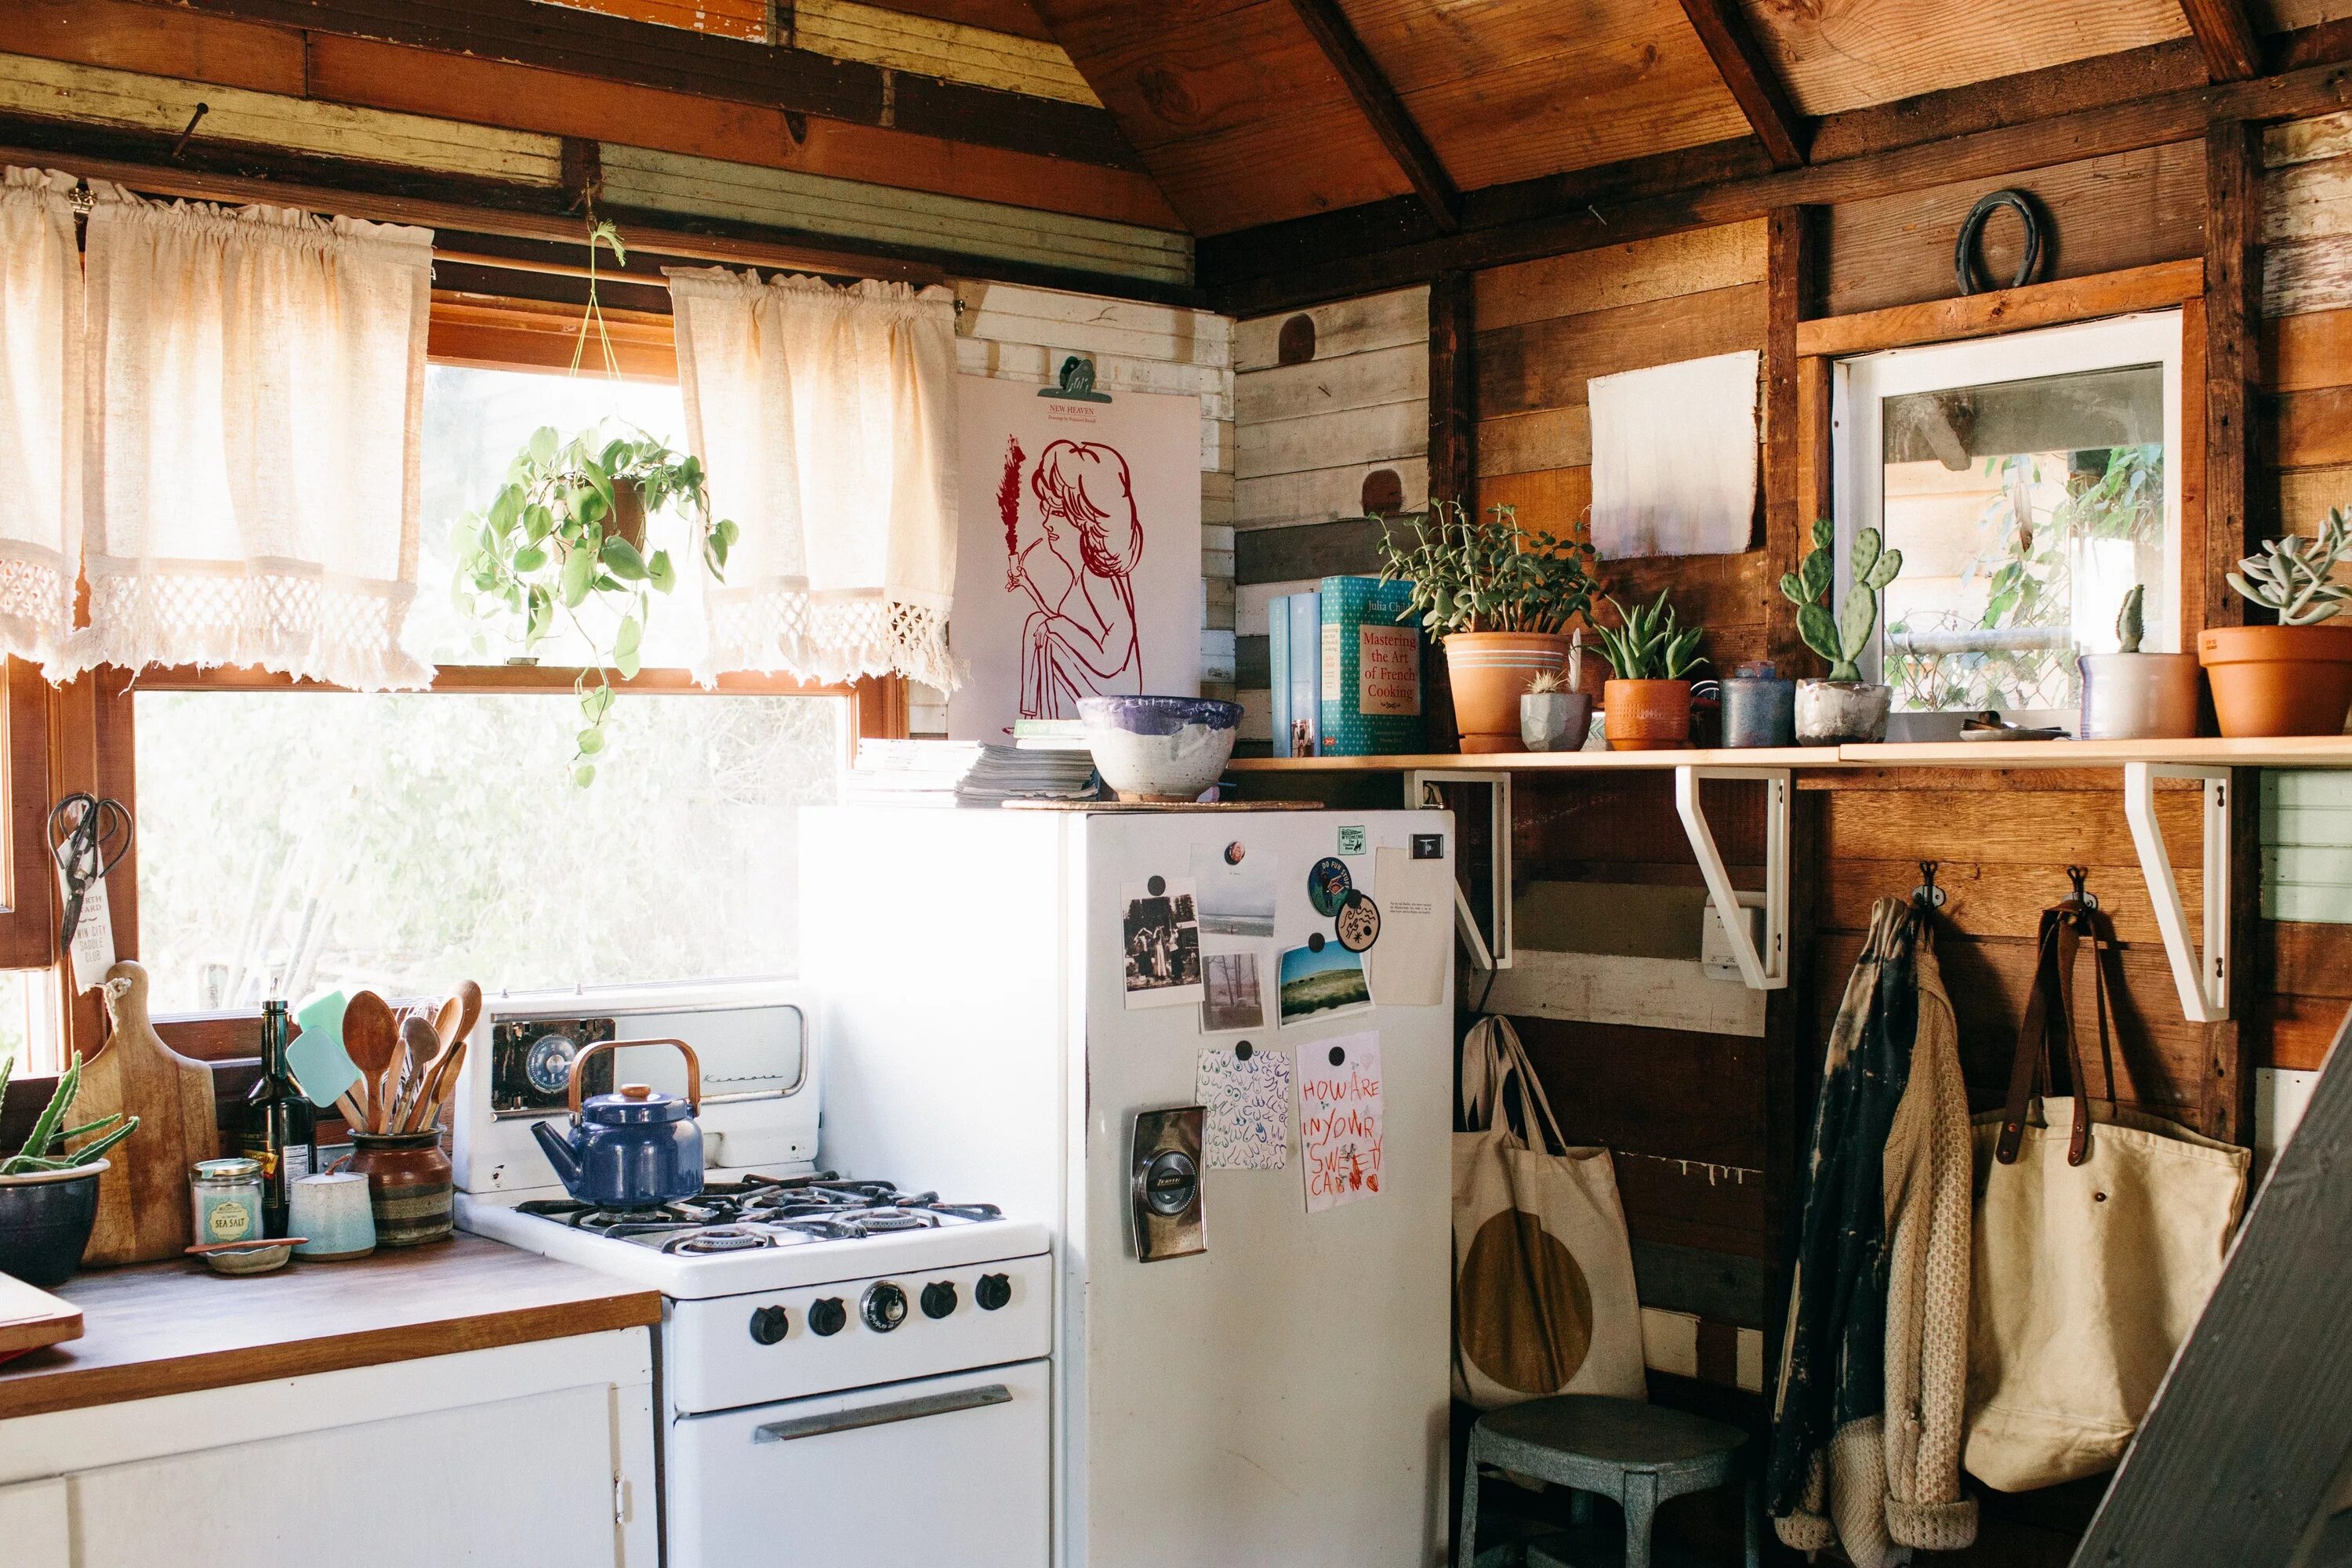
48, 793, 131, 949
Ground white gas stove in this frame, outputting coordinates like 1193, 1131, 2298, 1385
452, 985, 1053, 1568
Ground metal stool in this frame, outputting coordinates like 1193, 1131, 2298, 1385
1457, 1395, 1759, 1568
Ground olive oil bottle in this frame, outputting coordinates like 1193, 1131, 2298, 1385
237, 999, 314, 1238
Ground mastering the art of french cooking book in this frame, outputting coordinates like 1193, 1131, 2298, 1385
1318, 575, 1423, 756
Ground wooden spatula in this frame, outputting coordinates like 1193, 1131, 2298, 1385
341, 991, 398, 1134
394, 1014, 441, 1133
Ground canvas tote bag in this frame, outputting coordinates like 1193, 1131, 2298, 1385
1963, 896, 2249, 1491
1454, 1014, 1647, 1407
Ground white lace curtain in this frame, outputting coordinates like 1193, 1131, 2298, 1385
0, 169, 85, 666
667, 268, 960, 691
61, 184, 434, 688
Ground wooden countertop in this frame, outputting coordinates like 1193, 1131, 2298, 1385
0, 1233, 660, 1421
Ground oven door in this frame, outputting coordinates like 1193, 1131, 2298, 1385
666, 1359, 1051, 1567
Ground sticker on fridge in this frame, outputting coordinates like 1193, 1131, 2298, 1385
1200, 949, 1267, 1033
1189, 840, 1278, 937
1298, 1034, 1382, 1211
1196, 1044, 1290, 1170
1121, 877, 1204, 1010
1278, 935, 1370, 1027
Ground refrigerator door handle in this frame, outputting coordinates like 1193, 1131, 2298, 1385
752, 1383, 1013, 1443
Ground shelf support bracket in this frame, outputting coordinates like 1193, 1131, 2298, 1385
2124, 761, 2230, 1024
1407, 768, 1513, 971
1674, 766, 1790, 992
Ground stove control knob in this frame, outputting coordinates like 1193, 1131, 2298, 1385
975, 1272, 1013, 1312
808, 1298, 848, 1337
920, 1281, 958, 1319
861, 1281, 909, 1334
748, 1305, 789, 1345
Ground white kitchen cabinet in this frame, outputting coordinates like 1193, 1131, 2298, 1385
0, 1328, 655, 1568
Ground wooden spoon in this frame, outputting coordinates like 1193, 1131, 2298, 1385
418, 1040, 466, 1134
447, 980, 482, 1048
341, 992, 398, 1134
395, 1014, 441, 1133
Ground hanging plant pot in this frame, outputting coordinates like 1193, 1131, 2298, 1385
2199, 624, 2352, 737
1444, 632, 1573, 753
609, 477, 648, 553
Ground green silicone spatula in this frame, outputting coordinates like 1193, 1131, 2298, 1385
286, 989, 361, 1110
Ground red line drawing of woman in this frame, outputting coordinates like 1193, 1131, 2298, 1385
1007, 438, 1144, 719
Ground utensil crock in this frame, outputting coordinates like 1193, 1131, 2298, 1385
336, 1131, 453, 1247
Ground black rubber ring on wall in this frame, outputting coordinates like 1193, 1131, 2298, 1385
1954, 189, 2045, 296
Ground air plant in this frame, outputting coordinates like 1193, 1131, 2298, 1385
1593, 592, 1707, 682
2227, 509, 2352, 625
1780, 517, 1904, 682
0, 1052, 138, 1178
1376, 499, 1602, 637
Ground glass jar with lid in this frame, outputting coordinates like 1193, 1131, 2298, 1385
190, 1156, 263, 1247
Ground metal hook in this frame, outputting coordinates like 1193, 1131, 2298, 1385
1912, 859, 1946, 909
169, 103, 210, 162
2067, 864, 2100, 910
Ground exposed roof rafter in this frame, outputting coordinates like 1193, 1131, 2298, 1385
2179, 0, 2264, 82
1282, 0, 1462, 231
1675, 0, 1809, 169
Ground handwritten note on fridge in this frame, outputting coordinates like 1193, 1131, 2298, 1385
1196, 1047, 1290, 1169
1297, 1033, 1382, 1212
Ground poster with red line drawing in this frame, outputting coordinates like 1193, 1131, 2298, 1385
948, 374, 1202, 739
1298, 1034, 1383, 1214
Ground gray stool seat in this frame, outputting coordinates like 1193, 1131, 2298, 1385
1457, 1396, 1760, 1568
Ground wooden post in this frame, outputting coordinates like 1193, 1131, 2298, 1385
1762, 207, 1810, 675
2203, 118, 2261, 631
1427, 270, 1475, 752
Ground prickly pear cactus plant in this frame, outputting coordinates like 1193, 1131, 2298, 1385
2114, 583, 2147, 654
1779, 517, 1903, 682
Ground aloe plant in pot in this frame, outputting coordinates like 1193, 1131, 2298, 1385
2198, 509, 2352, 736
1377, 499, 1602, 753
1780, 517, 1904, 744
1593, 593, 1708, 750
0, 1052, 139, 1287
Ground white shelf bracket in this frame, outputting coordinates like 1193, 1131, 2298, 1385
1407, 768, 1513, 971
1674, 766, 1790, 993
2123, 760, 2230, 1024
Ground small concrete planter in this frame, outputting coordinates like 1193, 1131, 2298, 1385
1520, 691, 1592, 752
2078, 652, 2201, 740
1795, 680, 1893, 745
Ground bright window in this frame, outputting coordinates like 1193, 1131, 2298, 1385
1834, 312, 2184, 724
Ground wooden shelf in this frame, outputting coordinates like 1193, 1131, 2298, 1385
1229, 735, 2352, 772
1227, 746, 1831, 771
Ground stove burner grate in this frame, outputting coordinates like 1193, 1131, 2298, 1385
514, 1173, 1005, 1252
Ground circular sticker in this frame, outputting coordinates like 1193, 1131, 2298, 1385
1307, 856, 1353, 917
1334, 891, 1381, 953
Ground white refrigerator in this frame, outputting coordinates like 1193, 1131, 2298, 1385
804, 805, 1455, 1568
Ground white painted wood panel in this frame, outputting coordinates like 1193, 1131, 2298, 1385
1233, 341, 1426, 424
1237, 400, 1427, 480
1479, 951, 1768, 1037
0, 1478, 68, 1568
2266, 234, 2352, 317
1235, 286, 1428, 372
1234, 458, 1430, 530
2267, 110, 2352, 171
956, 281, 1228, 368
793, 0, 1101, 106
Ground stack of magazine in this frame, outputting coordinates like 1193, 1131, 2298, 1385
841, 735, 1099, 808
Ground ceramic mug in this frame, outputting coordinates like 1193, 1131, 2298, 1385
289, 1171, 376, 1260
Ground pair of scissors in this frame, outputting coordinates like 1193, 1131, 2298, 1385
48, 793, 132, 949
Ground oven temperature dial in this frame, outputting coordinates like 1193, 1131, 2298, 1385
920, 1281, 957, 1319
975, 1273, 1012, 1312
861, 1282, 909, 1333
808, 1298, 848, 1336
748, 1305, 789, 1345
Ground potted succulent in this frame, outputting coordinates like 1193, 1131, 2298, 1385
1780, 517, 1904, 744
2199, 509, 2352, 736
2080, 585, 2201, 739
1378, 499, 1602, 753
1519, 634, 1592, 752
0, 1052, 139, 1287
1593, 593, 1708, 750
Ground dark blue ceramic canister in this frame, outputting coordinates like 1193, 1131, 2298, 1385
1721, 662, 1798, 748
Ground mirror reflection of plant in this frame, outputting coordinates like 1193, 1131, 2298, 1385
1376, 499, 1602, 637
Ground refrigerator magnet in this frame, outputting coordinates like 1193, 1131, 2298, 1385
1306, 855, 1352, 917
1334, 891, 1381, 953
1122, 877, 1205, 1010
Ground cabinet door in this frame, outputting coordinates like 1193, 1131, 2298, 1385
0, 1476, 70, 1568
71, 1384, 618, 1568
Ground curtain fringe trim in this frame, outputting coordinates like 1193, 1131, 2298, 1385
53, 572, 433, 691
698, 593, 963, 693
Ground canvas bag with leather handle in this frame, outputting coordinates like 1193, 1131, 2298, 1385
1454, 1014, 1646, 1408
1962, 895, 2249, 1491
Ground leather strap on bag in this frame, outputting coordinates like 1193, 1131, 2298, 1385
1461, 1015, 1568, 1156
1996, 882, 2121, 1167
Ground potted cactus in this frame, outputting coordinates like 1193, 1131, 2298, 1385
0, 1051, 139, 1287
1780, 517, 1904, 744
2079, 585, 2201, 739
2198, 509, 2352, 736
1592, 593, 1708, 750
1519, 633, 1593, 752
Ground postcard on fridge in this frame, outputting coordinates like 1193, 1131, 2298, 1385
1298, 1033, 1382, 1212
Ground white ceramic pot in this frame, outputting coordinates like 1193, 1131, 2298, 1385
2078, 652, 2201, 740
1519, 691, 1592, 752
1795, 680, 1893, 745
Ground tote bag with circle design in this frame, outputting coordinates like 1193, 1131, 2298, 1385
1454, 1014, 1648, 1408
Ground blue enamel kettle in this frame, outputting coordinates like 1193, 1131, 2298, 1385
531, 1037, 705, 1207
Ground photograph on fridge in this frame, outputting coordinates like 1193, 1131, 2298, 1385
1200, 948, 1267, 1033
1278, 936, 1371, 1026
1122, 877, 1204, 1009
1188, 840, 1279, 936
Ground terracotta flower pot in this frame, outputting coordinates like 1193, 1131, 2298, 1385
1602, 679, 1693, 751
1443, 632, 1572, 753
2199, 623, 2352, 737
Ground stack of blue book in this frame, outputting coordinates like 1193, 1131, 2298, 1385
1269, 577, 1425, 758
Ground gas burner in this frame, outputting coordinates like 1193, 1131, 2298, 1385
512, 1174, 1007, 1256
663, 1225, 775, 1255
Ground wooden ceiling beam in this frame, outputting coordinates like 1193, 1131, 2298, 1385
1676, 0, 1808, 169
2179, 0, 2264, 82
1282, 0, 1461, 230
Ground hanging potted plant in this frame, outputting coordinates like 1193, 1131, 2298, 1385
2079, 585, 2201, 739
0, 1052, 140, 1287
1593, 592, 1708, 750
449, 221, 739, 785
1780, 517, 1904, 744
1377, 499, 1601, 753
2198, 510, 2352, 737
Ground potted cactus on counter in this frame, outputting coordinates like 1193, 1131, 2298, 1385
2079, 585, 2202, 739
1780, 517, 1904, 744
2198, 509, 2352, 736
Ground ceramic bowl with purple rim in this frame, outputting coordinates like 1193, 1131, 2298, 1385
1076, 695, 1243, 801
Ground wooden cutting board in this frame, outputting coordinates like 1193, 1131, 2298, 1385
74, 960, 219, 1266
0, 1273, 81, 1365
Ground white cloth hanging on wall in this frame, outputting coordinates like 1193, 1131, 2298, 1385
64, 187, 434, 688
1587, 349, 1760, 560
666, 268, 960, 691
0, 169, 84, 666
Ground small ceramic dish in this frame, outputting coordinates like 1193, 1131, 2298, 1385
186, 1236, 304, 1276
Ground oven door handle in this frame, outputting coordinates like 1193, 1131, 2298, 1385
752, 1383, 1013, 1444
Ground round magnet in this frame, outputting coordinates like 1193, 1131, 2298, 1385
1334, 891, 1381, 953
1307, 931, 1325, 953
1328, 1046, 1346, 1066
1307, 856, 1352, 916
1224, 840, 1247, 866
1147, 874, 1167, 897
1236, 1040, 1253, 1060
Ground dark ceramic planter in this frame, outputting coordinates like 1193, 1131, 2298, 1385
0, 1160, 107, 1287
